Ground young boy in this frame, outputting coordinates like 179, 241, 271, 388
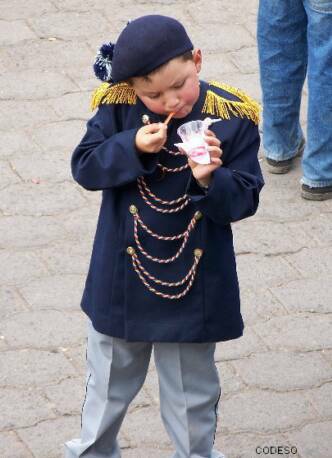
65, 15, 263, 458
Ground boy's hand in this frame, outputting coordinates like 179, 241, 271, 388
186, 129, 223, 187
135, 123, 167, 153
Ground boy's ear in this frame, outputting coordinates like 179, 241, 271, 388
192, 49, 202, 73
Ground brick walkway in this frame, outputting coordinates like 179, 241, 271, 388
0, 1, 331, 457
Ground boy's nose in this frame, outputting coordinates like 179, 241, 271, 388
166, 97, 180, 111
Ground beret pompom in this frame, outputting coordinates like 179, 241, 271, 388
93, 42, 115, 82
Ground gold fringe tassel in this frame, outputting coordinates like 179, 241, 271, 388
91, 82, 137, 111
202, 81, 260, 125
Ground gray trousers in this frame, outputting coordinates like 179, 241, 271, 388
64, 321, 225, 458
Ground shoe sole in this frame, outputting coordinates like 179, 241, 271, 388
266, 162, 292, 174
301, 189, 332, 201
265, 141, 305, 175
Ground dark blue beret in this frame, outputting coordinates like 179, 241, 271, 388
94, 15, 194, 83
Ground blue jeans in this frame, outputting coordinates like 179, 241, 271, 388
257, 0, 332, 187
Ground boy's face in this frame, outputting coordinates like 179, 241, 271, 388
131, 49, 202, 119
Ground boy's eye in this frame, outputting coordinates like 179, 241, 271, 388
173, 81, 185, 89
148, 94, 160, 99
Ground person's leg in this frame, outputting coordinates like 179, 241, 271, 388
301, 0, 332, 199
153, 341, 224, 458
257, 0, 307, 172
64, 321, 152, 458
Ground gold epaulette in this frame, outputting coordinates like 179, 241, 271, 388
91, 82, 137, 111
202, 81, 260, 125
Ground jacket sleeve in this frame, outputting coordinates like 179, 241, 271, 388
185, 118, 264, 225
71, 104, 159, 190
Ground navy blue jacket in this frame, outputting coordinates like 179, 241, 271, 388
71, 80, 264, 342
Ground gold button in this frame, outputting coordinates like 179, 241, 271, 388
142, 114, 150, 125
194, 211, 203, 221
194, 248, 203, 258
129, 205, 138, 214
127, 246, 135, 255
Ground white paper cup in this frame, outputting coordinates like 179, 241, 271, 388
177, 120, 211, 165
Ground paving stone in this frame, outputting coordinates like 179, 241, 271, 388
0, 349, 76, 388
121, 406, 171, 448
215, 326, 267, 361
44, 377, 85, 415
38, 239, 91, 275
31, 119, 86, 152
284, 246, 332, 278
0, 387, 55, 429
102, 4, 191, 34
60, 204, 100, 243
214, 71, 262, 101
322, 349, 332, 364
127, 385, 153, 413
0, 0, 56, 20
0, 70, 77, 100
215, 431, 300, 458
0, 99, 60, 131
229, 46, 259, 74
253, 314, 332, 351
189, 0, 245, 25
121, 448, 171, 458
64, 342, 87, 376
201, 53, 238, 81
0, 19, 36, 44
0, 130, 37, 157
256, 181, 328, 222
65, 66, 100, 92
215, 361, 245, 395
299, 213, 332, 246
231, 351, 332, 391
140, 366, 160, 406
270, 277, 332, 314
286, 422, 332, 458
29, 11, 112, 39
0, 430, 33, 457
0, 250, 48, 286
0, 182, 86, 216
0, 161, 21, 189
192, 24, 255, 52
0, 216, 67, 249
244, 18, 257, 39
232, 219, 315, 255
1, 310, 86, 348
218, 389, 317, 434
0, 286, 27, 320
17, 415, 104, 458
19, 274, 85, 311
0, 39, 93, 72
190, 0, 257, 25
307, 382, 332, 418
240, 287, 287, 326
47, 92, 91, 120
10, 150, 72, 183
236, 253, 300, 290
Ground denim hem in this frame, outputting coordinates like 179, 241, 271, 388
264, 139, 304, 161
301, 177, 332, 187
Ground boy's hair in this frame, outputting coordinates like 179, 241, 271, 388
126, 51, 193, 86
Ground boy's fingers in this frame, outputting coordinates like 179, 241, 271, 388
211, 157, 223, 166
208, 146, 223, 157
145, 122, 166, 134
205, 135, 221, 147
204, 129, 216, 137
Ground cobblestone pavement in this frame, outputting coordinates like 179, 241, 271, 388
1, 1, 331, 457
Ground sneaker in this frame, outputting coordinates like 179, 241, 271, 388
301, 184, 332, 201
265, 139, 305, 174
